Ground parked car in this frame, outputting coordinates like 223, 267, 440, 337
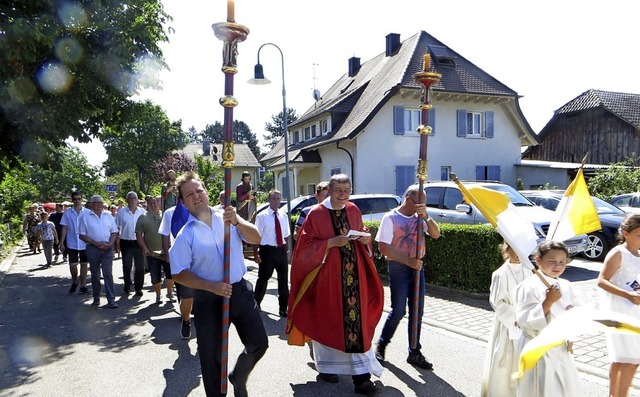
254, 193, 401, 223
348, 194, 402, 222
423, 181, 588, 256
520, 190, 625, 261
608, 192, 640, 214
254, 194, 317, 218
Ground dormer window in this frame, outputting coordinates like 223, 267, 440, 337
430, 45, 455, 67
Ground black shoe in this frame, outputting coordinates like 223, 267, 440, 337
375, 343, 386, 362
68, 283, 78, 294
180, 320, 191, 339
279, 309, 287, 318
354, 380, 380, 395
407, 351, 433, 370
229, 372, 248, 397
318, 373, 339, 383
124, 287, 130, 294
79, 287, 89, 295
134, 290, 143, 297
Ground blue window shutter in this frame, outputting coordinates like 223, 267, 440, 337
457, 109, 467, 137
487, 165, 501, 181
393, 106, 405, 135
475, 165, 484, 180
395, 165, 415, 195
485, 111, 494, 138
428, 107, 436, 136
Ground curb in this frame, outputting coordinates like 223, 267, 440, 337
0, 240, 22, 286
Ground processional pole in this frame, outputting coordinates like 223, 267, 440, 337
212, 1, 249, 393
411, 53, 441, 349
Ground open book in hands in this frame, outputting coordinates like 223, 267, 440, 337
345, 230, 371, 239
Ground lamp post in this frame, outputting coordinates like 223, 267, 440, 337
248, 43, 292, 252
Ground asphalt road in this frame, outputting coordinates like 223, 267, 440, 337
0, 243, 624, 396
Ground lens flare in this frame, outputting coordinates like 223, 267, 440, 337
36, 61, 73, 94
57, 2, 88, 31
55, 37, 84, 64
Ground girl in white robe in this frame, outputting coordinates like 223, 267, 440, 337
481, 242, 526, 397
515, 241, 582, 397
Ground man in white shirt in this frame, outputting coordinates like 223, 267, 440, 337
169, 172, 267, 397
253, 190, 290, 317
79, 195, 119, 308
59, 191, 90, 294
115, 191, 146, 296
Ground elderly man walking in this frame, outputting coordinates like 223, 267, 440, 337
115, 191, 146, 296
79, 195, 119, 308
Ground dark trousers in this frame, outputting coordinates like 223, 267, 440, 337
378, 261, 425, 354
254, 245, 289, 312
193, 279, 268, 397
120, 239, 144, 292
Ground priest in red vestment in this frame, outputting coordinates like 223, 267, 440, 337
286, 173, 384, 395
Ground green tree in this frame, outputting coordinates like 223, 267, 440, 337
194, 154, 223, 205
0, 0, 171, 169
102, 100, 186, 193
263, 108, 298, 149
28, 145, 103, 201
201, 120, 261, 160
0, 158, 38, 243
589, 155, 640, 200
186, 126, 201, 143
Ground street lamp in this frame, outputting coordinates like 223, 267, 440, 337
248, 43, 292, 251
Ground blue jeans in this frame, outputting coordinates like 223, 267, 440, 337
378, 261, 425, 354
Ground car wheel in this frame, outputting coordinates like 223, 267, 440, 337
582, 232, 609, 261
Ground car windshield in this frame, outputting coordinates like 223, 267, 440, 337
593, 197, 625, 214
483, 185, 534, 206
289, 196, 309, 209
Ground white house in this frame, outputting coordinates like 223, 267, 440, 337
261, 31, 539, 196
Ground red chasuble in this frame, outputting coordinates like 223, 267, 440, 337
286, 202, 383, 353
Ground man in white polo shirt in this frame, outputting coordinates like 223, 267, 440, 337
79, 195, 119, 308
60, 190, 90, 294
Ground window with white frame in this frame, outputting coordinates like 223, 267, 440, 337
304, 126, 311, 141
320, 119, 329, 135
404, 108, 421, 135
466, 112, 482, 136
293, 131, 300, 144
311, 124, 317, 138
456, 109, 494, 138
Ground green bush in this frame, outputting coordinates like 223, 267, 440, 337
368, 222, 502, 294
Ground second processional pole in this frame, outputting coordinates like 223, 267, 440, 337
410, 52, 441, 349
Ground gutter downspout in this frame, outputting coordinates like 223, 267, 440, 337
336, 141, 355, 190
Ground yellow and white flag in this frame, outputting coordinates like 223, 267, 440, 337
454, 180, 539, 270
546, 168, 601, 242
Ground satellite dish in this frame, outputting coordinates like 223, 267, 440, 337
312, 89, 321, 101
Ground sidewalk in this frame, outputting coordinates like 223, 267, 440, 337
0, 240, 636, 396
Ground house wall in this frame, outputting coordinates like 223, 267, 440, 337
515, 166, 571, 189
351, 97, 524, 194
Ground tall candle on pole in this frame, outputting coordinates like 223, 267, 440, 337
212, 1, 248, 393
411, 52, 441, 349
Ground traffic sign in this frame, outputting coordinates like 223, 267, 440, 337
109, 195, 115, 201
106, 184, 118, 193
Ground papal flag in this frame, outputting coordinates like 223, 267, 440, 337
546, 168, 601, 242
453, 178, 539, 270
517, 307, 640, 377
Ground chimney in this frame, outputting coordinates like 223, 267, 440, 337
385, 33, 401, 56
203, 139, 211, 156
348, 57, 361, 77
